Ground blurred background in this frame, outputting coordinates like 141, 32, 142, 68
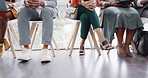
9, 0, 101, 50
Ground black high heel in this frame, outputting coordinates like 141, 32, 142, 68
79, 46, 85, 55
100, 40, 114, 50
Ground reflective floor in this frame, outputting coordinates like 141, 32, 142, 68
1, 1, 148, 78
0, 49, 148, 78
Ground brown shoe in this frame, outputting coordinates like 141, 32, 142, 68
79, 46, 85, 55
0, 44, 3, 57
3, 39, 10, 51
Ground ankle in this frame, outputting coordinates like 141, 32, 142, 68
43, 45, 48, 49
24, 45, 29, 49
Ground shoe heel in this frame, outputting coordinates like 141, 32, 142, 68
100, 44, 104, 50
3, 39, 10, 51
0, 44, 3, 57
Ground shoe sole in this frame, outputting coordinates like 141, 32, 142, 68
41, 60, 51, 63
18, 58, 31, 61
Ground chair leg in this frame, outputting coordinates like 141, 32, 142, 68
52, 36, 59, 51
66, 25, 76, 50
69, 21, 80, 56
89, 27, 101, 55
7, 28, 16, 58
88, 33, 94, 50
30, 24, 39, 49
30, 22, 38, 38
8, 25, 23, 50
50, 43, 55, 57
131, 40, 138, 53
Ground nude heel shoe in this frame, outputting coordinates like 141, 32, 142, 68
0, 44, 3, 57
3, 39, 10, 51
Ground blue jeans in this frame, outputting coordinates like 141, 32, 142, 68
18, 7, 56, 45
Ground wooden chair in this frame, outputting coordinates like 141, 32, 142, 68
67, 20, 101, 56
30, 21, 58, 57
6, 21, 23, 58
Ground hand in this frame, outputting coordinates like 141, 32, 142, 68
38, 0, 45, 7
110, 2, 118, 6
82, 1, 95, 11
25, 0, 38, 7
26, 0, 45, 7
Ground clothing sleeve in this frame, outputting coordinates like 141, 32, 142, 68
44, 0, 57, 8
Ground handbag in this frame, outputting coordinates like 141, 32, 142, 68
8, 4, 17, 19
65, 7, 78, 20
136, 31, 148, 56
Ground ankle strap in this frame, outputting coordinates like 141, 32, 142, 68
101, 40, 109, 46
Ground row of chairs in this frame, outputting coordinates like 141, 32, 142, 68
6, 9, 148, 58
6, 18, 141, 58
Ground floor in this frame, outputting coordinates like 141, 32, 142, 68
0, 48, 148, 78
2, 2, 148, 78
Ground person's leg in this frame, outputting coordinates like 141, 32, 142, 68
79, 13, 91, 55
41, 7, 55, 49
124, 29, 136, 57
17, 7, 40, 61
18, 7, 40, 47
116, 27, 126, 57
0, 17, 7, 57
84, 9, 113, 50
40, 7, 55, 62
0, 17, 7, 44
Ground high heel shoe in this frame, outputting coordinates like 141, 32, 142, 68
0, 44, 3, 57
3, 39, 10, 51
79, 46, 85, 55
100, 40, 114, 50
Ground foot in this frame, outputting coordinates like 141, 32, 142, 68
0, 44, 3, 57
100, 40, 114, 50
117, 45, 126, 58
124, 44, 133, 57
41, 49, 51, 63
3, 39, 10, 51
18, 48, 31, 61
79, 46, 85, 55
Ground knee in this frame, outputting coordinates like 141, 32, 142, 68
18, 7, 31, 15
41, 7, 54, 17
80, 13, 89, 22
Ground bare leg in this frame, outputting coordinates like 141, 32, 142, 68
94, 28, 106, 42
24, 45, 30, 49
0, 17, 7, 43
42, 45, 48, 49
116, 27, 126, 57
94, 28, 113, 50
124, 29, 136, 57
116, 28, 125, 47
80, 39, 85, 46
